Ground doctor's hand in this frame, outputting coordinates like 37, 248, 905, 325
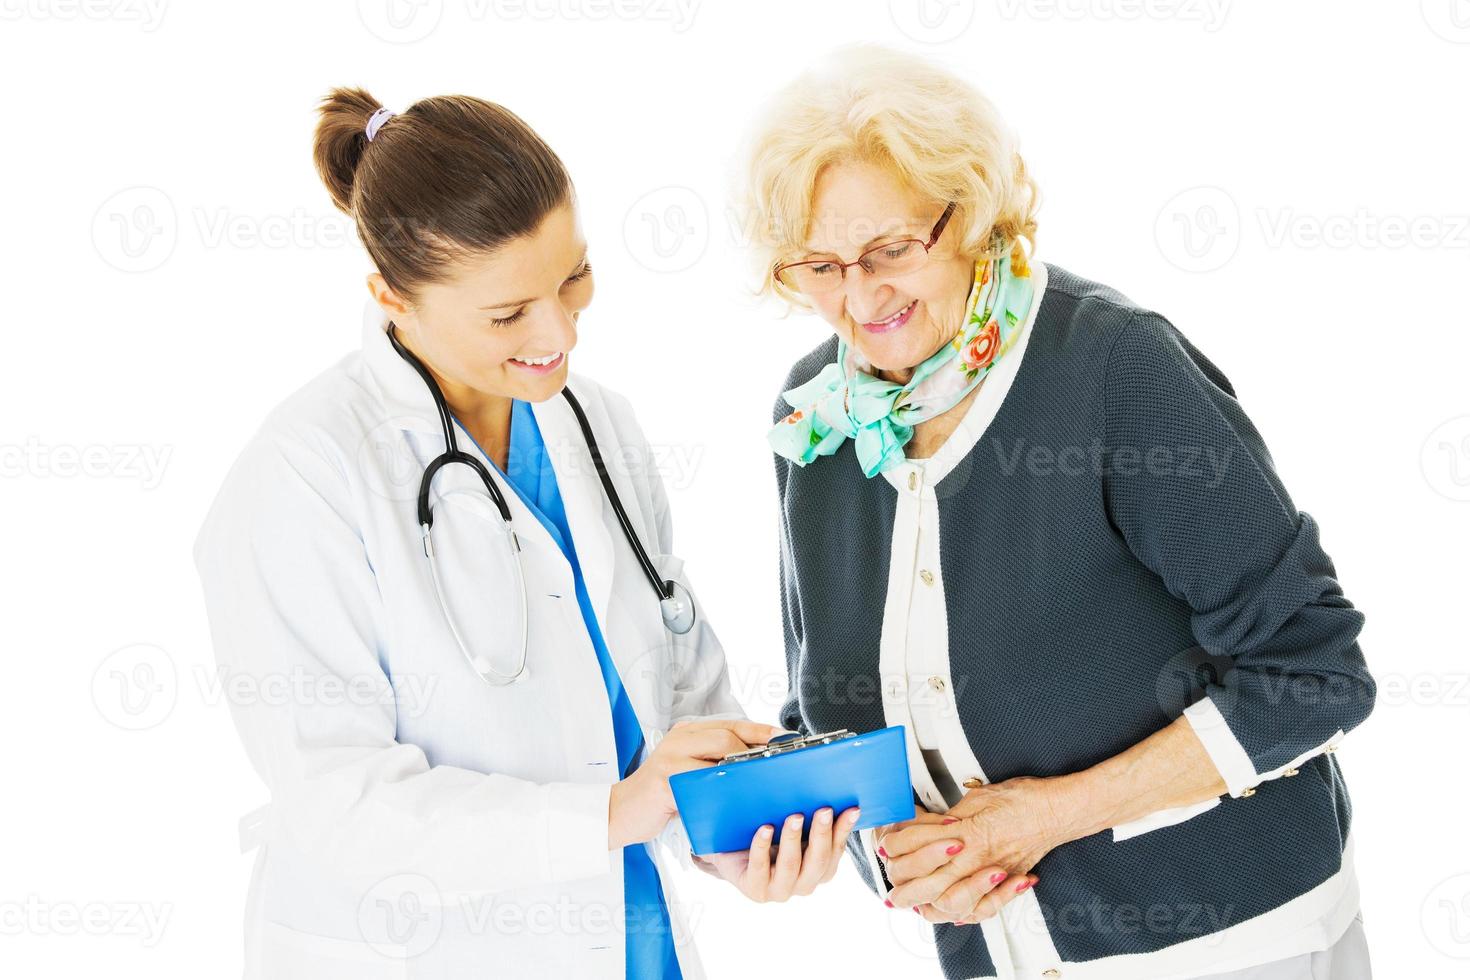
693, 805, 862, 903
608, 720, 781, 850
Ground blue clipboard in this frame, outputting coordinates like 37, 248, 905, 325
669, 726, 915, 855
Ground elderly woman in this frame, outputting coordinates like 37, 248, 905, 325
743, 46, 1375, 980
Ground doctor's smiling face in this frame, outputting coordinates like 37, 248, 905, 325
367, 199, 594, 414
798, 161, 973, 384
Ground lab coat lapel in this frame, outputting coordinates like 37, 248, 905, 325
532, 389, 617, 635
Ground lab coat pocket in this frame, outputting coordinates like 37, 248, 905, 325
1109, 796, 1221, 843
259, 919, 410, 980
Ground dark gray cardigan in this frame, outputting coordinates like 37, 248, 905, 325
772, 262, 1374, 975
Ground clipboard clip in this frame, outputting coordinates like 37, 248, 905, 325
720, 729, 857, 765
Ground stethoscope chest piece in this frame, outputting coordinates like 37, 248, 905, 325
659, 580, 696, 635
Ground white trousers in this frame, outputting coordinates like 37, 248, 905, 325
1195, 915, 1371, 980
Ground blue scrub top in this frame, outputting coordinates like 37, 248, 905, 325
457, 400, 681, 980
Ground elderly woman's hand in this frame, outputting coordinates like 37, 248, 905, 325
878, 777, 1072, 921
693, 805, 862, 902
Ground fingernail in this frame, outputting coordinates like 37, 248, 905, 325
877, 846, 888, 858
818, 808, 833, 823
760, 825, 774, 838
945, 842, 964, 855
942, 817, 960, 825
990, 871, 1007, 885
1015, 879, 1033, 894
884, 899, 894, 908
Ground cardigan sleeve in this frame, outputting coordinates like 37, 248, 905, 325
1101, 311, 1375, 798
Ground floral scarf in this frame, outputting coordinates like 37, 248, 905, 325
768, 252, 1036, 477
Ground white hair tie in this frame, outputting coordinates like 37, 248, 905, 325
365, 107, 396, 142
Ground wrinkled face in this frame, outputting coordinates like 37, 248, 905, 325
798, 162, 973, 380
373, 199, 594, 407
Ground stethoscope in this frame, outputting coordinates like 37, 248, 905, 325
388, 324, 696, 686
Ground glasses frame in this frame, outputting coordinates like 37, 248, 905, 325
773, 201, 958, 294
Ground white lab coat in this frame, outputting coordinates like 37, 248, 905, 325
193, 305, 743, 979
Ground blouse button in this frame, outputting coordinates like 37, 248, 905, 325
919, 569, 935, 586
907, 471, 918, 491
927, 676, 947, 692
1042, 970, 1062, 978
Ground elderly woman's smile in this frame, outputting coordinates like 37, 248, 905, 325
802, 161, 973, 383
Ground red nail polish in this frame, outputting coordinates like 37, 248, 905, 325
1015, 879, 1033, 894
877, 846, 888, 858
989, 871, 1007, 885
884, 899, 894, 908
945, 843, 964, 855
942, 817, 960, 825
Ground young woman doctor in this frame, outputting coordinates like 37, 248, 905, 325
192, 88, 859, 980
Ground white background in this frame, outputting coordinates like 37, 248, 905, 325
3, 1, 1469, 976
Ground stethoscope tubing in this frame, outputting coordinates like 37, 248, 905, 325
387, 323, 691, 685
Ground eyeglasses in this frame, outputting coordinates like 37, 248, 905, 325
773, 202, 957, 296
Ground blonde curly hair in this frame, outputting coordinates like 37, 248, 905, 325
738, 44, 1041, 306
